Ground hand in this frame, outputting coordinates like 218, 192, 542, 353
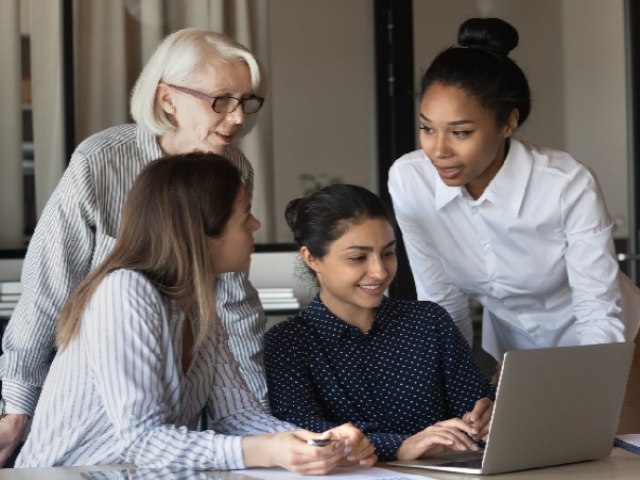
0, 414, 28, 467
242, 430, 345, 475
462, 397, 494, 441
396, 418, 480, 461
322, 422, 377, 467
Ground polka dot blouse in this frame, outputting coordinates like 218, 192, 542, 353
265, 295, 495, 461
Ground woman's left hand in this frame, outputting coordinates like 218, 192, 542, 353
322, 422, 377, 467
462, 397, 494, 440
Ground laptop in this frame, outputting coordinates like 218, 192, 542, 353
389, 342, 634, 475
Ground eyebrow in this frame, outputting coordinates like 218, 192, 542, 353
343, 240, 396, 252
419, 114, 476, 126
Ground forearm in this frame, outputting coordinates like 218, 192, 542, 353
121, 424, 245, 470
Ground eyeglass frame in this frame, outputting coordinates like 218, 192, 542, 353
168, 84, 265, 114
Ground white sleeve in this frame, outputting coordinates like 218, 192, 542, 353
1, 154, 97, 415
83, 272, 246, 470
207, 321, 296, 435
561, 168, 625, 343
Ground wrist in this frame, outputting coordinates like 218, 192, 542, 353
242, 433, 276, 468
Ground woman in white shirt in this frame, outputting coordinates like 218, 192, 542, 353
16, 153, 375, 473
388, 17, 640, 362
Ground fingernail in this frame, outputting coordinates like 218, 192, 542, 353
360, 460, 369, 465
347, 456, 356, 461
344, 446, 352, 455
344, 439, 350, 446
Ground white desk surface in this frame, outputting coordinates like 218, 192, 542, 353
0, 448, 638, 479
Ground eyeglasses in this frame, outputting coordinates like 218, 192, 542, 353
169, 84, 264, 114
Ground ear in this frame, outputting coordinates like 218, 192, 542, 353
300, 246, 322, 274
502, 108, 519, 138
156, 82, 176, 115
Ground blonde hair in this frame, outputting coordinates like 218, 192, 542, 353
56, 152, 243, 350
130, 28, 266, 137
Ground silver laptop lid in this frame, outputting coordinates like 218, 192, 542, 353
481, 342, 634, 474
388, 342, 634, 475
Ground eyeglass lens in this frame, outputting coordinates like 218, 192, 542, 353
213, 96, 263, 114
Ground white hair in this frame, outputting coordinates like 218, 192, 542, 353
130, 28, 265, 137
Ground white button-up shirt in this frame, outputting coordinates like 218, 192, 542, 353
389, 139, 638, 360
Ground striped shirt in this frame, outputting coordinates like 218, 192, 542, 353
16, 269, 293, 468
0, 124, 267, 415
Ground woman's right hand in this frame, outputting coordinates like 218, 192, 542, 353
242, 429, 346, 475
396, 418, 480, 461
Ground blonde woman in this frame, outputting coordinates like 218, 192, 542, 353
16, 153, 375, 473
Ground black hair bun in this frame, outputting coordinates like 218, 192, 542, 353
458, 17, 519, 56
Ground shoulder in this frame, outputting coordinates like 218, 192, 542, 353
266, 314, 310, 343
388, 150, 438, 203
389, 149, 430, 178
72, 124, 139, 159
516, 139, 595, 185
82, 270, 168, 342
93, 269, 162, 311
385, 297, 452, 328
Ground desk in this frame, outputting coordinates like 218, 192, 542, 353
0, 449, 638, 479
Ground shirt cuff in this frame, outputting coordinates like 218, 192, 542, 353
1, 380, 39, 416
225, 435, 247, 470
367, 432, 409, 462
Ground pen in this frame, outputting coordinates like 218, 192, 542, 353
307, 438, 336, 447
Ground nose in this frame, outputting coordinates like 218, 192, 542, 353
227, 104, 245, 125
368, 256, 388, 281
424, 133, 452, 159
251, 214, 261, 232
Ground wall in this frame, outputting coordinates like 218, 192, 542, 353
562, 0, 628, 237
412, 0, 628, 238
267, 0, 377, 242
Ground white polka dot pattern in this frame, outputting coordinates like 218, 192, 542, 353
265, 296, 495, 461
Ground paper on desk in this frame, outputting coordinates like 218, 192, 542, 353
237, 466, 433, 480
614, 434, 640, 455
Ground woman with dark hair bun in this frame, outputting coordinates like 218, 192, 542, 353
266, 184, 495, 462
389, 18, 640, 363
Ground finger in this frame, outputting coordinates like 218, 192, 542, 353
469, 398, 493, 422
346, 442, 376, 463
357, 452, 378, 466
428, 427, 480, 451
291, 451, 344, 474
435, 418, 479, 437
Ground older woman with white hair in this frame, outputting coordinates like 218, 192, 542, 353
0, 28, 269, 467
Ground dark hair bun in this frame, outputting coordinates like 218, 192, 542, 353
458, 18, 519, 56
284, 197, 302, 232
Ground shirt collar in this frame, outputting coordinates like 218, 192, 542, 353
303, 295, 392, 344
434, 138, 532, 218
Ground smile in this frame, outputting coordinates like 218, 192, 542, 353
358, 284, 386, 295
215, 130, 237, 142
